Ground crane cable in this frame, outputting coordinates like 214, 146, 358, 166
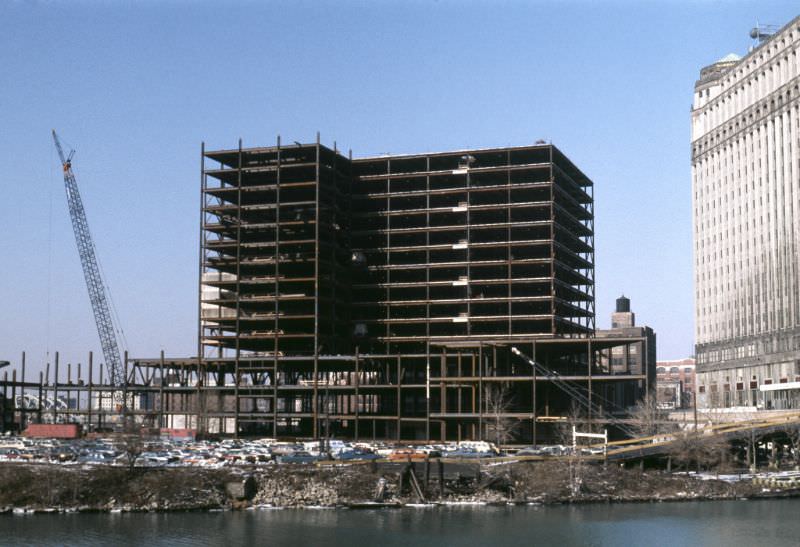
96, 252, 129, 357
46, 138, 55, 367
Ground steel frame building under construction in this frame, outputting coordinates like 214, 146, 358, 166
183, 137, 649, 442
1, 137, 652, 443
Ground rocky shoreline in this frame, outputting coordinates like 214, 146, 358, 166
1, 462, 798, 514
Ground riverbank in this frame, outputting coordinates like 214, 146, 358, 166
1, 461, 798, 514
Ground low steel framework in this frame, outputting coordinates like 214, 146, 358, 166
1, 336, 648, 444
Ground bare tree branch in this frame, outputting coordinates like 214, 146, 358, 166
120, 415, 144, 473
483, 382, 517, 447
629, 392, 676, 439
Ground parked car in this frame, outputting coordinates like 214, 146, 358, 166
515, 445, 547, 457
0, 447, 21, 461
78, 451, 117, 464
141, 451, 179, 465
277, 451, 322, 464
537, 445, 568, 457
416, 445, 443, 458
441, 447, 493, 459
387, 448, 427, 462
48, 447, 78, 462
334, 449, 380, 461
370, 443, 394, 458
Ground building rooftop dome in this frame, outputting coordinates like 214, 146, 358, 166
717, 53, 741, 63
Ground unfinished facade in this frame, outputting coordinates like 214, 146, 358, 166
180, 137, 649, 442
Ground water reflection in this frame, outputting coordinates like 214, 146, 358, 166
3, 500, 800, 547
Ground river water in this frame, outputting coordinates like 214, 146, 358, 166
3, 499, 799, 546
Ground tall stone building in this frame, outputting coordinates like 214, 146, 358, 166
692, 16, 800, 409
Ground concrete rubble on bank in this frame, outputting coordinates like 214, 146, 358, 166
2, 457, 800, 514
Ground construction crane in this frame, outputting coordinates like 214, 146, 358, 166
51, 130, 124, 388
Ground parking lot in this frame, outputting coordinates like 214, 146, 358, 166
0, 437, 532, 467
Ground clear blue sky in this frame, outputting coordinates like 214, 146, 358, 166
1, 0, 796, 376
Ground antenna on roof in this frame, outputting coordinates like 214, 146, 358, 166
750, 21, 778, 44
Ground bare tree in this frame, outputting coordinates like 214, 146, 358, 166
700, 433, 730, 473
555, 402, 586, 446
667, 430, 700, 472
786, 424, 800, 470
120, 415, 145, 473
483, 382, 517, 447
629, 392, 676, 439
556, 403, 588, 496
121, 434, 144, 473
699, 404, 730, 431
668, 429, 730, 473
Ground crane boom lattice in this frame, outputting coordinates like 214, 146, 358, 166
52, 130, 124, 387
510, 347, 638, 438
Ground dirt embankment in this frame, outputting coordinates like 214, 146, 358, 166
0, 465, 234, 512
0, 462, 796, 513
485, 462, 767, 504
